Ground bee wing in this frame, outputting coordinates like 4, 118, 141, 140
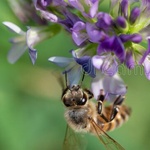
63, 124, 87, 150
90, 118, 125, 150
51, 71, 65, 90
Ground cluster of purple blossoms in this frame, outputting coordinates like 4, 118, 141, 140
3, 0, 150, 101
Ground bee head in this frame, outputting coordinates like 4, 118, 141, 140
62, 85, 88, 107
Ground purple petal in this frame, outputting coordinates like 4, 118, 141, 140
139, 38, 150, 64
101, 58, 118, 77
121, 0, 128, 19
116, 16, 127, 28
92, 55, 104, 70
103, 74, 127, 100
72, 21, 86, 31
98, 36, 115, 54
113, 36, 125, 63
120, 34, 142, 43
41, 0, 52, 6
59, 9, 80, 32
89, 0, 99, 18
125, 51, 135, 69
143, 56, 150, 80
86, 23, 108, 43
91, 72, 127, 101
40, 10, 58, 22
96, 12, 113, 29
72, 21, 88, 46
74, 55, 96, 77
48, 56, 74, 67
98, 36, 125, 63
72, 32, 88, 46
129, 7, 140, 24
68, 0, 84, 12
28, 48, 37, 65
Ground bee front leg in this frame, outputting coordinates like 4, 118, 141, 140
97, 90, 109, 122
97, 89, 105, 114
110, 95, 125, 121
84, 89, 94, 99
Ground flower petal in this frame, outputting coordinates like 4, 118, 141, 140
121, 0, 129, 19
74, 55, 96, 77
66, 66, 82, 86
139, 38, 150, 64
102, 58, 118, 76
41, 0, 52, 6
96, 12, 113, 29
72, 21, 88, 46
125, 50, 135, 69
3, 21, 25, 35
68, 0, 84, 12
48, 57, 74, 67
143, 55, 150, 80
86, 23, 107, 43
113, 36, 125, 63
91, 72, 126, 101
92, 55, 103, 70
7, 42, 27, 64
129, 7, 140, 24
28, 48, 37, 65
89, 0, 99, 18
40, 10, 58, 22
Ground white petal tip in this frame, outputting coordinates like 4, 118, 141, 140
48, 57, 56, 62
3, 21, 23, 34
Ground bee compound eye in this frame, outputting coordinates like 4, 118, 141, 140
77, 93, 87, 105
63, 98, 72, 107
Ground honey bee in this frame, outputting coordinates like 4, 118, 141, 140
60, 74, 131, 150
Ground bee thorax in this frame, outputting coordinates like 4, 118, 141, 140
65, 107, 90, 132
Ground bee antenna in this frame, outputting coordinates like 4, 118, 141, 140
80, 71, 85, 87
64, 71, 68, 87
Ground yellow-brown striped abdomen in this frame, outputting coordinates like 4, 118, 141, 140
97, 104, 131, 132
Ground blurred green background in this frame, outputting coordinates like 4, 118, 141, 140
0, 1, 150, 150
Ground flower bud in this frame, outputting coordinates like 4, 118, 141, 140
129, 7, 140, 24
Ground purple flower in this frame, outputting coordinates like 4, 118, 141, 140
92, 55, 118, 77
129, 7, 140, 24
91, 71, 127, 101
68, 0, 99, 18
120, 0, 128, 19
48, 50, 96, 85
98, 36, 125, 63
96, 12, 113, 30
40, 0, 52, 7
3, 21, 60, 64
59, 9, 81, 32
116, 16, 127, 28
72, 21, 88, 45
125, 50, 135, 69
91, 36, 126, 76
119, 34, 142, 43
86, 23, 108, 43
34, 0, 59, 22
139, 38, 150, 80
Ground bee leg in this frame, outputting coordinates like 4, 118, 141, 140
97, 90, 109, 122
110, 95, 125, 121
84, 89, 94, 99
97, 89, 105, 114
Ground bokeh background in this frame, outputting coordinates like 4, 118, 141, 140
0, 1, 150, 150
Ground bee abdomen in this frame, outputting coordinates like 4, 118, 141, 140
97, 105, 131, 132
